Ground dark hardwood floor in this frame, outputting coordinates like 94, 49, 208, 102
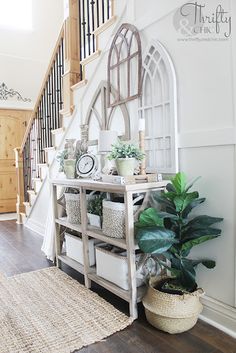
0, 220, 235, 353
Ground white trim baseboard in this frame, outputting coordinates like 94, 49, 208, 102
200, 295, 236, 338
25, 218, 45, 237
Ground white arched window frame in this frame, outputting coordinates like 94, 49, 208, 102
139, 40, 178, 174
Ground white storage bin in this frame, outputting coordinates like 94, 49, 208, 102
65, 233, 96, 266
95, 243, 145, 290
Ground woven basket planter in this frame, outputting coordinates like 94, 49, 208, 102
142, 276, 204, 334
64, 193, 81, 224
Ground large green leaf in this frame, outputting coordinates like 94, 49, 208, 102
190, 259, 216, 269
151, 193, 176, 210
181, 198, 206, 218
186, 215, 223, 229
171, 172, 187, 194
166, 183, 176, 193
182, 227, 222, 241
179, 259, 197, 291
136, 208, 164, 228
137, 227, 178, 254
173, 192, 199, 213
157, 211, 179, 221
181, 234, 220, 256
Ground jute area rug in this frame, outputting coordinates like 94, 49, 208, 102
0, 267, 133, 353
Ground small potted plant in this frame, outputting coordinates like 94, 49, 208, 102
87, 193, 105, 228
107, 140, 144, 176
56, 139, 82, 179
136, 172, 223, 334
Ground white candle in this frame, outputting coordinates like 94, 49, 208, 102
139, 118, 145, 131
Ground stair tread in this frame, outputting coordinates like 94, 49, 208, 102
80, 50, 101, 66
93, 16, 117, 36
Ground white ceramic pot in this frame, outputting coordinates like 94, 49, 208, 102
87, 213, 102, 228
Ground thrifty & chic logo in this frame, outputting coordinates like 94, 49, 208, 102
173, 2, 232, 41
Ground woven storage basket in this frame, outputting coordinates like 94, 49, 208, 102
64, 191, 97, 224
95, 243, 145, 290
102, 195, 143, 239
65, 193, 81, 224
142, 276, 204, 334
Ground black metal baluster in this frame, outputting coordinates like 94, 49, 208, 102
82, 0, 86, 60
40, 99, 46, 163
58, 44, 63, 112
35, 112, 40, 176
47, 78, 52, 147
78, 0, 83, 63
96, 0, 100, 28
87, 0, 91, 55
37, 106, 42, 164
54, 59, 59, 128
42, 89, 47, 148
53, 61, 59, 129
101, 0, 105, 23
50, 67, 55, 131
107, 0, 110, 20
90, 0, 95, 53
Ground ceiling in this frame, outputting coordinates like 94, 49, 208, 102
0, 0, 64, 110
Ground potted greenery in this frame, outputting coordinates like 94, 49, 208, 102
57, 139, 83, 179
87, 193, 105, 228
107, 140, 144, 176
136, 172, 223, 334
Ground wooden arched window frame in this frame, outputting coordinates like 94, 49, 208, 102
107, 23, 142, 107
139, 40, 178, 174
83, 81, 130, 146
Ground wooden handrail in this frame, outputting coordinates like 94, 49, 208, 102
20, 23, 65, 152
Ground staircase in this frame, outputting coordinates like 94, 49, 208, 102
15, 0, 122, 227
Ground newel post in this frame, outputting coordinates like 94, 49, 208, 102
14, 148, 25, 224
62, 0, 81, 117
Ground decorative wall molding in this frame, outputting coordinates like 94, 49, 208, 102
178, 127, 236, 149
200, 295, 236, 338
0, 83, 31, 102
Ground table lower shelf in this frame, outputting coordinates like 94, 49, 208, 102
58, 254, 84, 274
88, 269, 146, 303
57, 254, 147, 303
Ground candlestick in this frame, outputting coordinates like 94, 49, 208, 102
139, 118, 145, 131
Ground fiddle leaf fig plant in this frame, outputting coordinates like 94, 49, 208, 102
136, 172, 223, 293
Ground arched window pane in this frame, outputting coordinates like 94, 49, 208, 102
139, 40, 178, 174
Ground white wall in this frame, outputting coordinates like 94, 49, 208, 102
0, 0, 64, 110
28, 0, 236, 335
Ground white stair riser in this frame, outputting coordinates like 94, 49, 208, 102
33, 180, 43, 193
45, 149, 56, 165
52, 131, 64, 148
95, 21, 116, 53
39, 165, 48, 179
62, 116, 71, 129
25, 204, 31, 217
29, 193, 37, 206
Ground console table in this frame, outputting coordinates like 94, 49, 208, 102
50, 178, 168, 319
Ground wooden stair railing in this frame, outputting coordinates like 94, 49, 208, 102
15, 0, 114, 224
